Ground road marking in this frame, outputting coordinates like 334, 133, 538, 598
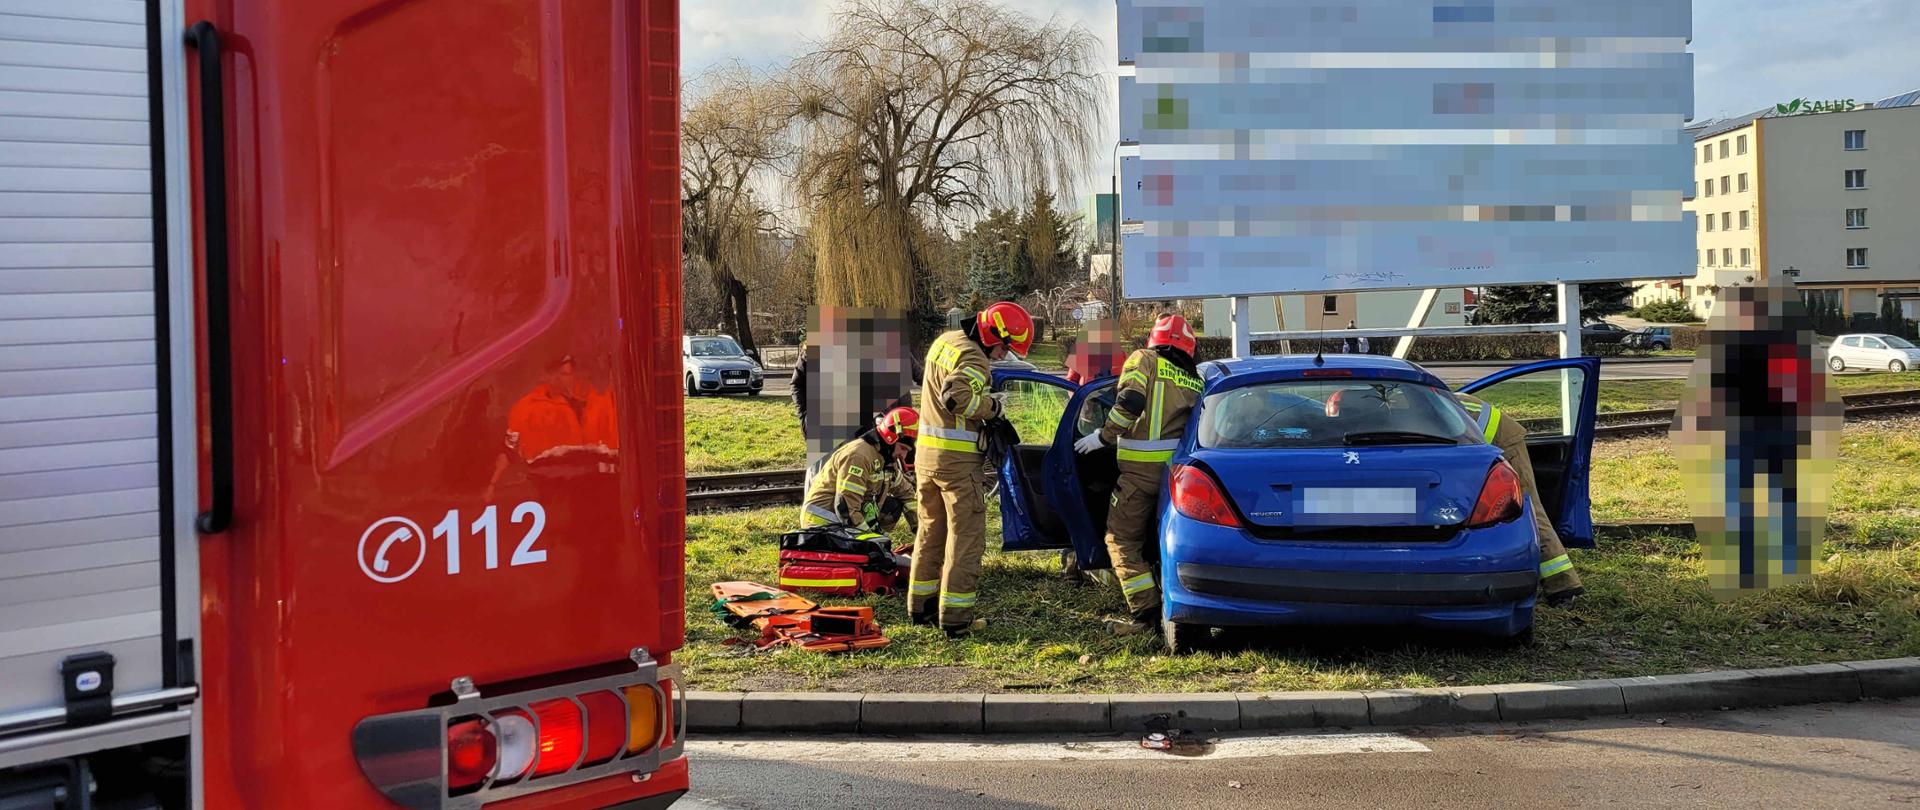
689, 732, 1428, 763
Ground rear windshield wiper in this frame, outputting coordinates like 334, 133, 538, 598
1343, 431, 1458, 446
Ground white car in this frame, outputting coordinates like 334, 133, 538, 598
1828, 333, 1920, 373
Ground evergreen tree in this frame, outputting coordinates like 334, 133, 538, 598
1882, 294, 1903, 334
1475, 282, 1634, 325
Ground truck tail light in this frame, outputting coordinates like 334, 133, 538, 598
445, 718, 495, 791
490, 710, 538, 782
351, 651, 684, 809
1170, 464, 1240, 528
529, 699, 584, 777
578, 691, 628, 765
1467, 461, 1524, 528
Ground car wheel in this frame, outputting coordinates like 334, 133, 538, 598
747, 389, 762, 397
1163, 619, 1209, 654
686, 375, 698, 396
1893, 360, 1909, 373
1652, 341, 1668, 351
1829, 355, 1846, 372
1505, 624, 1536, 648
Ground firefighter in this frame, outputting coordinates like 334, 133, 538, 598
1455, 393, 1586, 606
1073, 314, 1204, 636
800, 407, 919, 533
908, 301, 1035, 636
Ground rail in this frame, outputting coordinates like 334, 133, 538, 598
684, 390, 1920, 513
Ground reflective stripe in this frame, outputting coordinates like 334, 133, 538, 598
909, 580, 940, 596
1481, 406, 1501, 443
1116, 447, 1174, 463
924, 425, 980, 442
1539, 554, 1574, 579
960, 366, 988, 386
1117, 438, 1179, 452
838, 480, 868, 495
1107, 410, 1137, 428
781, 577, 857, 589
920, 436, 982, 453
1149, 380, 1165, 440
803, 504, 839, 525
942, 591, 977, 606
1121, 369, 1149, 387
1120, 572, 1156, 596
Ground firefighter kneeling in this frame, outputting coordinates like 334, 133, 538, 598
1454, 392, 1586, 606
1074, 314, 1203, 636
800, 407, 920, 533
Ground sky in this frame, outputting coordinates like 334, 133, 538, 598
682, 0, 1920, 193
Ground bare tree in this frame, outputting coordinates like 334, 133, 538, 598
683, 67, 790, 353
786, 0, 1104, 318
1021, 283, 1085, 341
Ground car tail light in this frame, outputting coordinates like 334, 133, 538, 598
445, 717, 495, 791
1467, 461, 1524, 528
1170, 463, 1240, 528
529, 699, 584, 777
351, 650, 684, 809
578, 691, 628, 765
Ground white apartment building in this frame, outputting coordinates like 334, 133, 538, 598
1637, 89, 1920, 321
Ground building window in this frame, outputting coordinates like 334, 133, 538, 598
1707, 251, 1717, 267
1847, 208, 1868, 229
1846, 169, 1867, 189
1739, 210, 1751, 230
1847, 248, 1868, 268
1740, 248, 1751, 267
1719, 139, 1729, 159
1705, 180, 1715, 197
1738, 173, 1749, 193
1737, 134, 1748, 155
1702, 144, 1712, 162
1706, 215, 1716, 232
1721, 212, 1731, 231
1719, 176, 1729, 195
1723, 248, 1733, 266
1844, 129, 1866, 150
1322, 295, 1338, 315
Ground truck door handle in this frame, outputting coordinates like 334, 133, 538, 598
186, 21, 233, 535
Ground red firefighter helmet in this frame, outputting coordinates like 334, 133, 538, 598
1148, 314, 1197, 357
976, 302, 1035, 357
877, 406, 920, 446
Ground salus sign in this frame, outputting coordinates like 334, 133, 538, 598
1775, 98, 1858, 115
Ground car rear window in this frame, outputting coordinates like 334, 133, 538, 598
1197, 380, 1475, 449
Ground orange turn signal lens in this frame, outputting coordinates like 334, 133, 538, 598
621, 684, 663, 754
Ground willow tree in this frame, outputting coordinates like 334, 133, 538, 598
787, 0, 1103, 318
683, 69, 788, 353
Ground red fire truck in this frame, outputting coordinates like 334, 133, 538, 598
1, 1, 690, 807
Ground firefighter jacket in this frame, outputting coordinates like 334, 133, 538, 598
802, 434, 892, 530
1099, 348, 1204, 463
918, 329, 1000, 455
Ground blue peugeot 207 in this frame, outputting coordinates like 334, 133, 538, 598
989, 354, 1600, 652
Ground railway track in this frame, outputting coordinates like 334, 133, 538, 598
686, 390, 1920, 512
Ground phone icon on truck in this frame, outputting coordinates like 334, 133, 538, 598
357, 517, 426, 584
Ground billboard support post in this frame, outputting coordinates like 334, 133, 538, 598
1391, 288, 1442, 360
1229, 296, 1251, 358
1558, 282, 1584, 435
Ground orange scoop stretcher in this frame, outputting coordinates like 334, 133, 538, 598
710, 581, 891, 653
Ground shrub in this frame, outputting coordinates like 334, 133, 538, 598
1630, 299, 1701, 324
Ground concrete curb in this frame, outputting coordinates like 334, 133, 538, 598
687, 658, 1920, 736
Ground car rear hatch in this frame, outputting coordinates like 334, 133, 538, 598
1192, 444, 1504, 540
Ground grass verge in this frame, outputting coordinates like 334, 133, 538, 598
684, 395, 805, 474
678, 419, 1920, 693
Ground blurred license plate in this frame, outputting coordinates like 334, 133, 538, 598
1301, 488, 1415, 514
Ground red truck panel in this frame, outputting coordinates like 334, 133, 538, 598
185, 0, 685, 806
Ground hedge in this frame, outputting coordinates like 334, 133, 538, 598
1190, 330, 1697, 363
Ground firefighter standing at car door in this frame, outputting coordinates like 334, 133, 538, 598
907, 301, 1035, 636
1074, 314, 1204, 635
800, 407, 919, 533
1454, 392, 1585, 606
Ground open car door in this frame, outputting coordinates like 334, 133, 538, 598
988, 369, 1114, 569
1457, 357, 1603, 547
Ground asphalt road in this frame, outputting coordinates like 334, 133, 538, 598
680, 700, 1920, 810
709, 358, 1695, 402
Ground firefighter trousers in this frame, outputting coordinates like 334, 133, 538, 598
1103, 460, 1166, 615
906, 448, 989, 628
1490, 416, 1583, 596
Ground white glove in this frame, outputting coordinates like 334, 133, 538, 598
1074, 433, 1106, 455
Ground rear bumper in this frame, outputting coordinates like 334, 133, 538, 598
1176, 563, 1535, 606
1165, 571, 1534, 635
